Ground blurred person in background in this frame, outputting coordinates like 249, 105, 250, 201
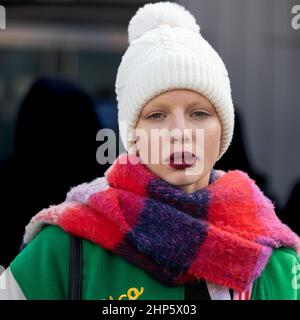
0, 77, 105, 267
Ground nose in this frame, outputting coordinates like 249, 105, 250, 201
169, 112, 191, 144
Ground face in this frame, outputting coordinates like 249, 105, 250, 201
134, 89, 222, 194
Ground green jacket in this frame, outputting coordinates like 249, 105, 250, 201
1, 225, 300, 300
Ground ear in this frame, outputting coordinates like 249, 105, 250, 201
131, 140, 140, 157
135, 136, 141, 156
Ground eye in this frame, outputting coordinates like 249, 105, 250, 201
146, 112, 166, 120
190, 111, 209, 118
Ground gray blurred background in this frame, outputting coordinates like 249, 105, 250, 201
0, 0, 299, 214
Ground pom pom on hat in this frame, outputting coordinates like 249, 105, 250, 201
128, 1, 200, 44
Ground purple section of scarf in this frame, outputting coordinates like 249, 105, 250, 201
112, 169, 217, 284
129, 198, 209, 271
145, 169, 217, 219
114, 234, 181, 285
118, 170, 216, 278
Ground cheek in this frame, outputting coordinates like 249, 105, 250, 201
136, 124, 163, 157
135, 124, 158, 161
203, 121, 222, 157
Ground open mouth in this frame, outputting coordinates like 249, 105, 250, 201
167, 151, 197, 169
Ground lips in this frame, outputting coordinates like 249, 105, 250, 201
168, 151, 196, 169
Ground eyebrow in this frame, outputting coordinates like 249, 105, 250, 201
150, 100, 213, 110
187, 101, 208, 108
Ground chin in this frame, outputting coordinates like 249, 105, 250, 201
163, 170, 201, 187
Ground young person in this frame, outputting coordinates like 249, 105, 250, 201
1, 1, 300, 300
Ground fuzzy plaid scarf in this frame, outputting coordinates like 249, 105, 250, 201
23, 152, 300, 292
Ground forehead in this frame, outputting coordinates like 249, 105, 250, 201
143, 89, 215, 111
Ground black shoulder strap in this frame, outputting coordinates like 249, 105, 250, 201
68, 234, 82, 300
185, 279, 235, 300
184, 279, 211, 300
229, 288, 234, 299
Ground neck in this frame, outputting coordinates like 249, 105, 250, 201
179, 171, 211, 194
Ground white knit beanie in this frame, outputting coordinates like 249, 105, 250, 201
115, 1, 235, 161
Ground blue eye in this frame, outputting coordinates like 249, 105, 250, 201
147, 113, 166, 120
191, 111, 209, 118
